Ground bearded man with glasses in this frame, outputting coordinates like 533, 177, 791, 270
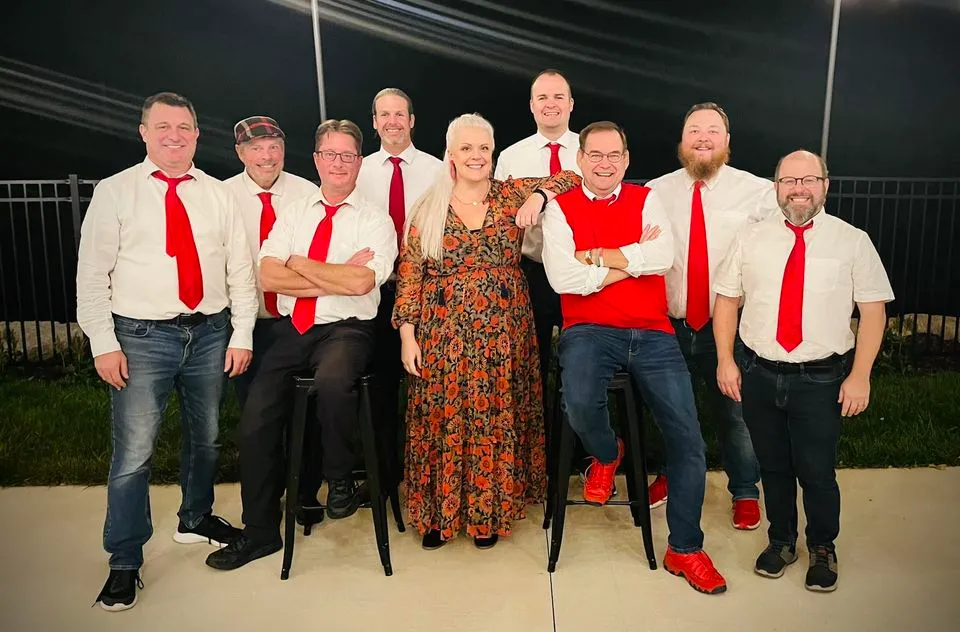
206, 119, 399, 571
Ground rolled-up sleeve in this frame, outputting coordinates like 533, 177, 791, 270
361, 209, 399, 287
76, 181, 121, 357
541, 200, 608, 295
712, 227, 744, 298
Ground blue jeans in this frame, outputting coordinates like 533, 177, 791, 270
671, 318, 760, 501
558, 324, 707, 553
103, 310, 230, 570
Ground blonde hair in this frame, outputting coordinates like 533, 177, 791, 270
405, 113, 495, 261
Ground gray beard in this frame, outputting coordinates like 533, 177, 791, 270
782, 205, 823, 226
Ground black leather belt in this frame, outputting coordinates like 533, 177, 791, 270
155, 312, 211, 327
748, 348, 847, 374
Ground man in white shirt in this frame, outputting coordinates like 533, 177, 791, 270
206, 119, 398, 572
355, 88, 442, 496
77, 92, 258, 611
713, 150, 894, 592
542, 121, 727, 595
494, 69, 582, 406
224, 115, 318, 411
645, 103, 778, 528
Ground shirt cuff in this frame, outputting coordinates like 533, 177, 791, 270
228, 328, 253, 351
586, 265, 609, 293
619, 243, 645, 277
89, 332, 122, 358
712, 282, 743, 298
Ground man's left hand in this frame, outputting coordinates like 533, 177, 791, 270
225, 348, 253, 377
838, 372, 870, 417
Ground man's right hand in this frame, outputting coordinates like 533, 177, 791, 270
95, 350, 129, 390
345, 248, 374, 267
717, 356, 742, 402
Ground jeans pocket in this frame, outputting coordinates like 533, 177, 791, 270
801, 365, 846, 385
114, 316, 152, 338
740, 352, 758, 375
209, 309, 230, 332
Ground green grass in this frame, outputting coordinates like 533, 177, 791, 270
0, 364, 957, 486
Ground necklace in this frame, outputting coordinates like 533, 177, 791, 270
452, 186, 488, 207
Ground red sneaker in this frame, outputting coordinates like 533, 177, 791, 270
648, 474, 668, 509
582, 439, 624, 506
663, 547, 727, 594
732, 498, 762, 530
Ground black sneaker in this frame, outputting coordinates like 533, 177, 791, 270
805, 546, 838, 592
326, 478, 361, 519
754, 543, 798, 578
93, 568, 143, 612
205, 534, 283, 571
174, 513, 242, 547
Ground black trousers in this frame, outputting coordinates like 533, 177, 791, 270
740, 348, 851, 552
372, 280, 403, 487
232, 317, 281, 413
519, 257, 562, 407
238, 317, 375, 541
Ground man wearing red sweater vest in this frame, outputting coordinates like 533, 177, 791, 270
542, 122, 726, 595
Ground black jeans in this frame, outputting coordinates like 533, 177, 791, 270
238, 317, 375, 541
740, 348, 851, 551
232, 317, 281, 413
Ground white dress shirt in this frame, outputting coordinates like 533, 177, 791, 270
713, 211, 895, 362
542, 183, 674, 295
258, 188, 398, 325
645, 164, 779, 320
77, 157, 258, 357
355, 143, 443, 218
494, 129, 583, 262
224, 170, 318, 318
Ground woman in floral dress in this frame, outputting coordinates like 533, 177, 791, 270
392, 113, 579, 549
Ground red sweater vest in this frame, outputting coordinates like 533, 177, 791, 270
555, 184, 673, 334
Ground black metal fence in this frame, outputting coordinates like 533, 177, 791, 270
1, 175, 958, 366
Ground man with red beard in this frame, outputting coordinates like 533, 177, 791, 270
644, 103, 778, 530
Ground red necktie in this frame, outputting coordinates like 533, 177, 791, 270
548, 143, 561, 176
152, 171, 203, 310
291, 203, 343, 334
388, 156, 405, 247
777, 221, 814, 352
257, 192, 280, 317
686, 180, 710, 331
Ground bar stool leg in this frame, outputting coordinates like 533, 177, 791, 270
543, 361, 564, 530
622, 381, 657, 570
358, 376, 393, 577
547, 413, 575, 573
281, 381, 310, 580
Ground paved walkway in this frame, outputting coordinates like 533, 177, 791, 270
1, 468, 958, 631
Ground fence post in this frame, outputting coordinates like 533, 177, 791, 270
69, 174, 82, 255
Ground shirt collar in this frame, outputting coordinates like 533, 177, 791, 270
779, 208, 826, 235
142, 156, 201, 181
582, 183, 622, 202
536, 130, 574, 150
241, 169, 286, 197
311, 186, 362, 211
682, 163, 727, 191
378, 143, 419, 166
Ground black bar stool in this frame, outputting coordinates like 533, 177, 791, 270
281, 374, 404, 580
545, 367, 658, 573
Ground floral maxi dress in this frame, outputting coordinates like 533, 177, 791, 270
392, 172, 579, 540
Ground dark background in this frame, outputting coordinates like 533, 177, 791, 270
2, 0, 959, 181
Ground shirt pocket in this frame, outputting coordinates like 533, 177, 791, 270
806, 258, 839, 293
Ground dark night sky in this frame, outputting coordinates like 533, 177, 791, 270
2, 0, 959, 182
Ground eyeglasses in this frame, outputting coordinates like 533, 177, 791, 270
584, 151, 625, 163
776, 175, 826, 187
315, 150, 359, 163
